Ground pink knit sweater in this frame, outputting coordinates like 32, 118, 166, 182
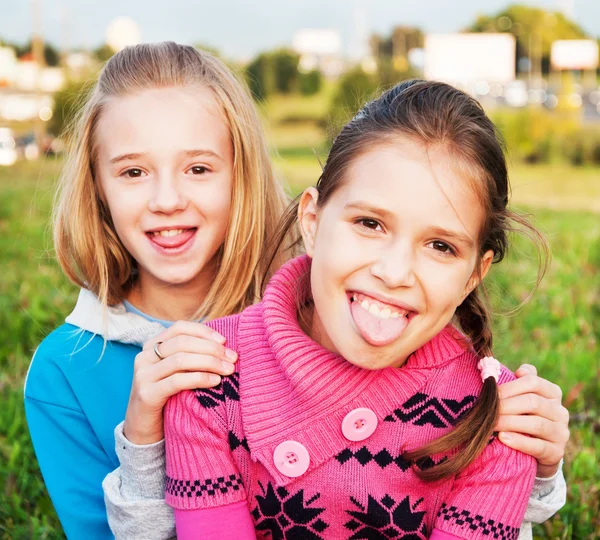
164, 255, 536, 539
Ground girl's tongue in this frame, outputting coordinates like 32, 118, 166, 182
148, 228, 196, 249
350, 295, 410, 347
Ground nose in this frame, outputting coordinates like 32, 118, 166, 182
147, 172, 188, 214
370, 242, 416, 289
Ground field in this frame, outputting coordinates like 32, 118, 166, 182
0, 91, 599, 538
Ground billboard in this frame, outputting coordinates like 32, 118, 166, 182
551, 40, 598, 70
424, 33, 516, 84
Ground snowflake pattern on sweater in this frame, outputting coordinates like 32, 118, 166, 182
164, 256, 536, 539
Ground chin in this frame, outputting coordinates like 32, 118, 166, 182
340, 344, 404, 371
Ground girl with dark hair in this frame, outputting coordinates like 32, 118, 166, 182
161, 80, 563, 539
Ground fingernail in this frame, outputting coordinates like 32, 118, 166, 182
222, 361, 235, 374
209, 374, 221, 385
499, 432, 512, 442
213, 332, 226, 344
225, 348, 238, 361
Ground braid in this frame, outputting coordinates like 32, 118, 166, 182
455, 287, 493, 356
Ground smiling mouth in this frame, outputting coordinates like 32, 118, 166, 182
146, 227, 197, 250
348, 291, 414, 346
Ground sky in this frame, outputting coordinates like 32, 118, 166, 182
1, 0, 599, 60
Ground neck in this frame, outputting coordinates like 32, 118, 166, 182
127, 269, 213, 322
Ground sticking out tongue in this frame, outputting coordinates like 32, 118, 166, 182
350, 300, 410, 346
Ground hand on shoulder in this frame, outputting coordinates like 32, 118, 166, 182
496, 364, 569, 477
123, 321, 238, 445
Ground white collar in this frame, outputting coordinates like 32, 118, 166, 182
65, 288, 165, 346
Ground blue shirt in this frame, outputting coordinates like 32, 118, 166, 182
25, 326, 141, 539
25, 302, 172, 539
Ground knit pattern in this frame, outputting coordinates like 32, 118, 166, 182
164, 255, 536, 539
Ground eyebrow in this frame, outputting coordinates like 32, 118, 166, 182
427, 226, 475, 248
345, 202, 475, 248
344, 201, 394, 220
182, 149, 224, 161
109, 148, 223, 165
109, 152, 147, 164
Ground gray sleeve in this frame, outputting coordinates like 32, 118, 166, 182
102, 421, 176, 540
517, 461, 567, 539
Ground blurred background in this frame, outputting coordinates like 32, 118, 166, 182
0, 0, 598, 538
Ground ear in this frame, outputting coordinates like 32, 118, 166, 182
298, 187, 320, 258
463, 249, 494, 301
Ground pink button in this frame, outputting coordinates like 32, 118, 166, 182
342, 408, 378, 442
273, 441, 310, 478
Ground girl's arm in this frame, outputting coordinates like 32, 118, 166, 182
163, 383, 250, 538
497, 364, 569, 524
25, 345, 115, 539
103, 422, 175, 540
103, 321, 237, 539
432, 436, 537, 539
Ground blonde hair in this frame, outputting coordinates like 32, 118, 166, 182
54, 42, 290, 320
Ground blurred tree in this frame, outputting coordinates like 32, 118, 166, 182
49, 79, 92, 137
299, 69, 322, 95
327, 66, 379, 140
370, 26, 423, 85
93, 44, 114, 63
371, 26, 424, 71
245, 53, 274, 101
193, 43, 220, 57
271, 48, 300, 93
467, 5, 588, 74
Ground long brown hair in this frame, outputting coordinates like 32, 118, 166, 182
265, 80, 548, 481
54, 42, 290, 322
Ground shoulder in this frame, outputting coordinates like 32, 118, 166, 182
431, 346, 513, 385
204, 312, 244, 351
24, 323, 138, 407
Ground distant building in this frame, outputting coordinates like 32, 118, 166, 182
14, 55, 65, 92
292, 29, 343, 77
424, 33, 516, 87
0, 47, 18, 87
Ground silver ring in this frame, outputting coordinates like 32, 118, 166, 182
153, 341, 165, 360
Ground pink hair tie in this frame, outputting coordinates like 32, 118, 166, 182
478, 356, 501, 382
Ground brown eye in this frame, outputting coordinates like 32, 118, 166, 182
189, 166, 208, 175
358, 218, 381, 230
430, 241, 455, 255
124, 168, 144, 178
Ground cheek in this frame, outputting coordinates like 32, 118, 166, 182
421, 262, 472, 309
202, 176, 233, 222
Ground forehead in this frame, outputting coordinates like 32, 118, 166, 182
95, 86, 230, 158
329, 139, 486, 238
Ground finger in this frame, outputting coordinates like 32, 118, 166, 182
497, 374, 562, 401
497, 432, 562, 465
133, 348, 165, 371
143, 321, 226, 351
153, 335, 237, 364
515, 364, 537, 377
156, 372, 222, 398
498, 393, 565, 421
150, 352, 236, 380
494, 414, 559, 441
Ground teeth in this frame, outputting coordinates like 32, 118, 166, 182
154, 229, 184, 237
355, 294, 409, 320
